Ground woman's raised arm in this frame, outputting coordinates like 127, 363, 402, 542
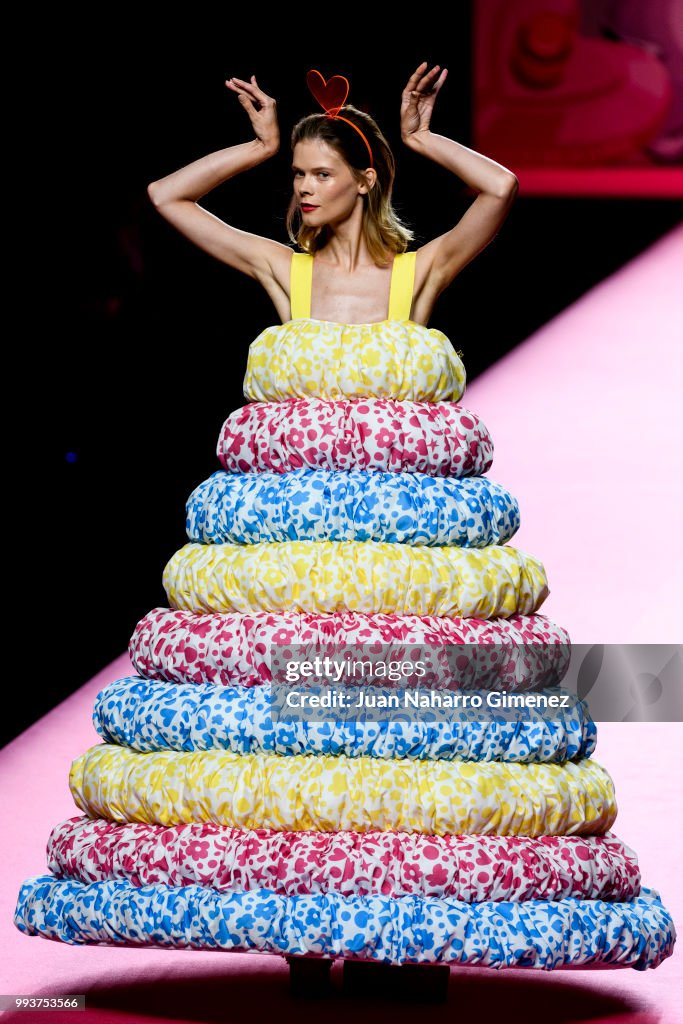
147, 75, 290, 281
401, 62, 519, 298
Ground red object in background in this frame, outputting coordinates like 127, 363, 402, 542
473, 0, 683, 195
511, 10, 577, 88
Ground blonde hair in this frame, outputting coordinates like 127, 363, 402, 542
286, 104, 414, 268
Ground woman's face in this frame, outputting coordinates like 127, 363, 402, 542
292, 139, 366, 227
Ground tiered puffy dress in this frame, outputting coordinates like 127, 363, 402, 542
15, 250, 676, 972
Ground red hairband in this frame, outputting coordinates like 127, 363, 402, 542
306, 70, 374, 168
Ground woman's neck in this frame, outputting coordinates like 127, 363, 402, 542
312, 209, 382, 272
314, 242, 373, 272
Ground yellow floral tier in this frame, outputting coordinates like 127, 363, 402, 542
69, 745, 616, 836
243, 319, 466, 402
162, 540, 549, 618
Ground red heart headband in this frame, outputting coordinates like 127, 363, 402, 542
306, 69, 374, 168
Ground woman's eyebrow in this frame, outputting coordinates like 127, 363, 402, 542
291, 164, 334, 172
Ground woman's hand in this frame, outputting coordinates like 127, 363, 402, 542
225, 75, 280, 154
400, 62, 448, 145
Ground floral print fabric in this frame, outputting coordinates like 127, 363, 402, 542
185, 469, 520, 547
46, 816, 641, 901
14, 875, 674, 970
217, 398, 493, 477
129, 608, 570, 688
69, 745, 617, 835
162, 540, 549, 618
243, 320, 466, 403
92, 676, 596, 762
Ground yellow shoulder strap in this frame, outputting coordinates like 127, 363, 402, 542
290, 250, 416, 322
290, 252, 313, 320
387, 251, 417, 322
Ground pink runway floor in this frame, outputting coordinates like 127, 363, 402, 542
2, 227, 681, 1022
468, 223, 683, 646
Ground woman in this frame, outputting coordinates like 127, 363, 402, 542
15, 63, 676, 991
147, 62, 518, 329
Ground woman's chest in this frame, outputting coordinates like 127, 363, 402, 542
310, 261, 395, 324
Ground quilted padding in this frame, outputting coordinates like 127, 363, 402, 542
129, 608, 570, 688
93, 676, 596, 761
47, 817, 641, 901
162, 541, 549, 618
185, 469, 520, 546
243, 319, 466, 402
15, 875, 674, 970
69, 745, 617, 835
217, 398, 493, 476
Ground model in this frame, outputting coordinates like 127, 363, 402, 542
14, 63, 675, 1001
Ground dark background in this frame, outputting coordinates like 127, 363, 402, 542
9, 13, 680, 748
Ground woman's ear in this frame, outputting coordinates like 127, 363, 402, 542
360, 168, 378, 194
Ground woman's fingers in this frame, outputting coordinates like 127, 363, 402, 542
227, 77, 253, 91
404, 61, 429, 91
226, 79, 257, 106
249, 74, 267, 97
434, 68, 448, 91
225, 79, 247, 94
404, 62, 444, 97
226, 75, 274, 108
225, 81, 255, 111
230, 76, 261, 96
415, 65, 441, 95
419, 68, 448, 98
